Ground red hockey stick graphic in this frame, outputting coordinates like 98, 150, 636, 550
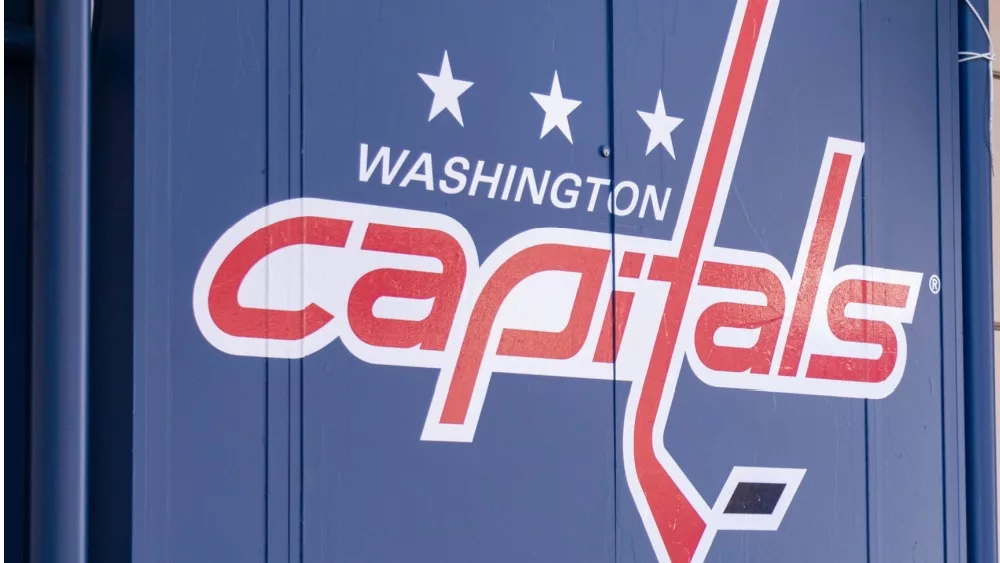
622, 0, 784, 561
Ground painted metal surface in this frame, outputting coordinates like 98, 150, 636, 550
30, 0, 91, 561
959, 0, 999, 560
132, 0, 969, 561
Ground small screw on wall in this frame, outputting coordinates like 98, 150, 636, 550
600, 145, 611, 158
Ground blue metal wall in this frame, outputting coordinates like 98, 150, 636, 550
124, 0, 978, 561
9, 0, 992, 561
959, 0, 999, 560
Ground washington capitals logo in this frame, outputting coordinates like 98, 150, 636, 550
192, 0, 923, 560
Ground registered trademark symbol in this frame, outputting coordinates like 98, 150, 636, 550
929, 275, 941, 294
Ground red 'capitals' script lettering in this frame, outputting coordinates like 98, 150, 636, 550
440, 244, 609, 425
208, 216, 349, 340
347, 224, 466, 351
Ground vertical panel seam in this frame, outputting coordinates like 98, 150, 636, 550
605, 1, 619, 561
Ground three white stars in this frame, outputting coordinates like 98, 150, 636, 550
418, 51, 474, 126
637, 90, 684, 158
530, 71, 582, 144
419, 51, 683, 156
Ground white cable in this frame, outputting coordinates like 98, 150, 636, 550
960, 0, 995, 175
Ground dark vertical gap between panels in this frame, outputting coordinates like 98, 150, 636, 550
604, 0, 619, 561
286, 0, 294, 553
6, 70, 32, 563
296, 0, 306, 556
933, 1, 955, 559
88, 0, 136, 556
934, 2, 949, 558
263, 0, 271, 553
935, 0, 969, 559
5, 0, 34, 560
857, 1, 872, 562
290, 0, 305, 555
265, 0, 297, 552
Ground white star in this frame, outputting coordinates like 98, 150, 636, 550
418, 51, 474, 126
530, 71, 582, 144
637, 90, 684, 158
